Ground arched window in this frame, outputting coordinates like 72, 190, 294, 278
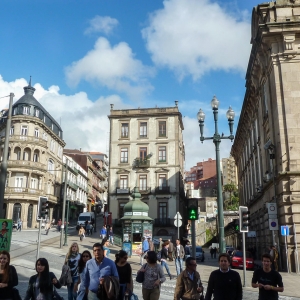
13, 203, 21, 222
23, 148, 31, 161
33, 150, 39, 162
48, 159, 54, 174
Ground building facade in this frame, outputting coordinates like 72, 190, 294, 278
231, 0, 300, 271
108, 103, 185, 239
0, 81, 65, 228
221, 156, 238, 186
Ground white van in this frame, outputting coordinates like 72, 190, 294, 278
77, 212, 96, 229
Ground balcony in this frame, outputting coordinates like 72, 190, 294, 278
154, 218, 171, 226
3, 135, 48, 147
155, 186, 170, 194
134, 158, 150, 168
139, 187, 151, 194
67, 180, 78, 191
116, 187, 130, 194
7, 160, 46, 171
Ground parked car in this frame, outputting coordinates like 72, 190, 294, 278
231, 251, 254, 269
195, 246, 205, 262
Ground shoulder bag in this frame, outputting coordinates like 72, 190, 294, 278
136, 264, 147, 283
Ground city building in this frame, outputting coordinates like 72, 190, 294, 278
63, 149, 108, 213
231, 0, 300, 271
221, 156, 237, 186
108, 102, 185, 239
0, 80, 65, 228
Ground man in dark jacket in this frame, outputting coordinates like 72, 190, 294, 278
205, 253, 242, 300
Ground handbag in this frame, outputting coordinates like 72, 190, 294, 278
135, 264, 147, 283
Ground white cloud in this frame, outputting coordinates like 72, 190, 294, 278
84, 16, 119, 35
142, 0, 251, 80
65, 37, 155, 100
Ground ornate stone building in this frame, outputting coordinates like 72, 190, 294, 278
231, 0, 300, 271
0, 81, 65, 228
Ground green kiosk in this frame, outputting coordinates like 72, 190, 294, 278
121, 186, 153, 257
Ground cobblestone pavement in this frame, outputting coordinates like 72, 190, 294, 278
9, 220, 300, 300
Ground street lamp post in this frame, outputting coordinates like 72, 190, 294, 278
64, 194, 70, 246
60, 161, 68, 248
0, 93, 14, 219
197, 95, 235, 254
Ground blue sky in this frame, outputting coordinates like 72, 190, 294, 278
0, 0, 261, 169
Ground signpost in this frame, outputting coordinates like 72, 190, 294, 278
174, 212, 182, 239
281, 225, 290, 273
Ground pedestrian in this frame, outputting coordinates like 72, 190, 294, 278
272, 245, 279, 272
209, 246, 213, 259
173, 239, 185, 276
45, 222, 50, 235
81, 242, 119, 300
24, 258, 61, 300
86, 222, 91, 236
79, 226, 85, 242
108, 227, 114, 245
184, 242, 191, 260
168, 239, 174, 261
0, 250, 19, 300
57, 219, 62, 232
100, 225, 107, 240
213, 247, 217, 259
157, 238, 163, 253
174, 256, 203, 300
148, 237, 154, 251
102, 238, 111, 258
140, 237, 150, 265
77, 250, 92, 300
115, 250, 133, 300
160, 241, 173, 280
17, 219, 22, 231
252, 253, 284, 300
137, 251, 166, 300
205, 253, 242, 300
65, 242, 81, 300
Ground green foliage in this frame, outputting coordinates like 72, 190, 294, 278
223, 183, 239, 210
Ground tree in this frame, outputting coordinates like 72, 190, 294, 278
223, 183, 239, 210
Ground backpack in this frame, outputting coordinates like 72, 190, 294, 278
185, 246, 191, 255
59, 264, 72, 286
157, 250, 162, 262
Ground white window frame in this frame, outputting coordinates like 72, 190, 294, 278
23, 106, 30, 115
120, 148, 128, 163
21, 125, 28, 136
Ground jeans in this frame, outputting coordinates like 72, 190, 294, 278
175, 257, 183, 275
161, 260, 171, 277
68, 276, 79, 300
87, 291, 98, 300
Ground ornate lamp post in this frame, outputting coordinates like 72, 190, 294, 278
197, 95, 235, 253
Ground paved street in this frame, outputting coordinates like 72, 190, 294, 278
9, 221, 300, 300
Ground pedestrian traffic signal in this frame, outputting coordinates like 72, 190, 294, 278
187, 205, 198, 220
234, 219, 239, 232
239, 206, 250, 232
37, 196, 49, 220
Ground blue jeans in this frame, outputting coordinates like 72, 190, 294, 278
175, 257, 183, 275
161, 260, 171, 277
68, 276, 79, 300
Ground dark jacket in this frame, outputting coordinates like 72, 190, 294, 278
174, 269, 202, 300
97, 276, 119, 300
0, 265, 18, 300
24, 272, 61, 300
161, 247, 169, 260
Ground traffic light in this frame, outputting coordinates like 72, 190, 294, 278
37, 196, 49, 220
239, 206, 250, 232
187, 205, 198, 220
234, 219, 239, 232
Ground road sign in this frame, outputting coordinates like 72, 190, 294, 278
174, 219, 182, 227
247, 231, 256, 237
174, 212, 182, 219
269, 219, 278, 230
267, 203, 277, 215
281, 225, 289, 236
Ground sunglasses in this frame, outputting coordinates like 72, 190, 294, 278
123, 257, 128, 260
82, 255, 90, 258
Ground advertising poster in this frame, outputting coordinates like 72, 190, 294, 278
132, 242, 142, 256
143, 223, 152, 238
0, 219, 13, 252
122, 242, 132, 257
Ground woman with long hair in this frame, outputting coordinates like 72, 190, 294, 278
101, 237, 110, 258
115, 250, 132, 300
0, 250, 18, 300
65, 242, 81, 300
137, 251, 166, 300
24, 258, 61, 300
76, 250, 92, 300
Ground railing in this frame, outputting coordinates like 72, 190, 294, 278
155, 186, 170, 194
67, 180, 78, 191
4, 135, 48, 147
154, 218, 171, 226
139, 187, 151, 194
134, 158, 150, 168
116, 187, 130, 194
7, 160, 46, 170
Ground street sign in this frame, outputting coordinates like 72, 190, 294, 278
247, 231, 256, 237
269, 219, 278, 230
174, 212, 182, 219
267, 203, 277, 215
281, 225, 289, 236
174, 219, 182, 227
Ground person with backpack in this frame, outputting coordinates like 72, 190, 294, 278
184, 242, 191, 260
160, 242, 173, 280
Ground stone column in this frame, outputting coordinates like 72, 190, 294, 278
22, 203, 29, 229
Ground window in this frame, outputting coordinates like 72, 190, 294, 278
139, 147, 147, 160
10, 126, 14, 136
140, 122, 147, 138
15, 175, 24, 192
13, 108, 18, 115
120, 148, 128, 163
34, 128, 39, 138
159, 121, 166, 137
23, 106, 30, 115
50, 140, 55, 152
121, 123, 129, 138
21, 126, 28, 136
43, 132, 48, 141
58, 146, 62, 158
33, 152, 39, 162
119, 203, 126, 219
158, 146, 166, 162
30, 178, 38, 189
35, 109, 39, 117
120, 175, 128, 189
159, 202, 167, 219
139, 175, 147, 190
48, 159, 54, 174
158, 174, 167, 189
23, 149, 30, 160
